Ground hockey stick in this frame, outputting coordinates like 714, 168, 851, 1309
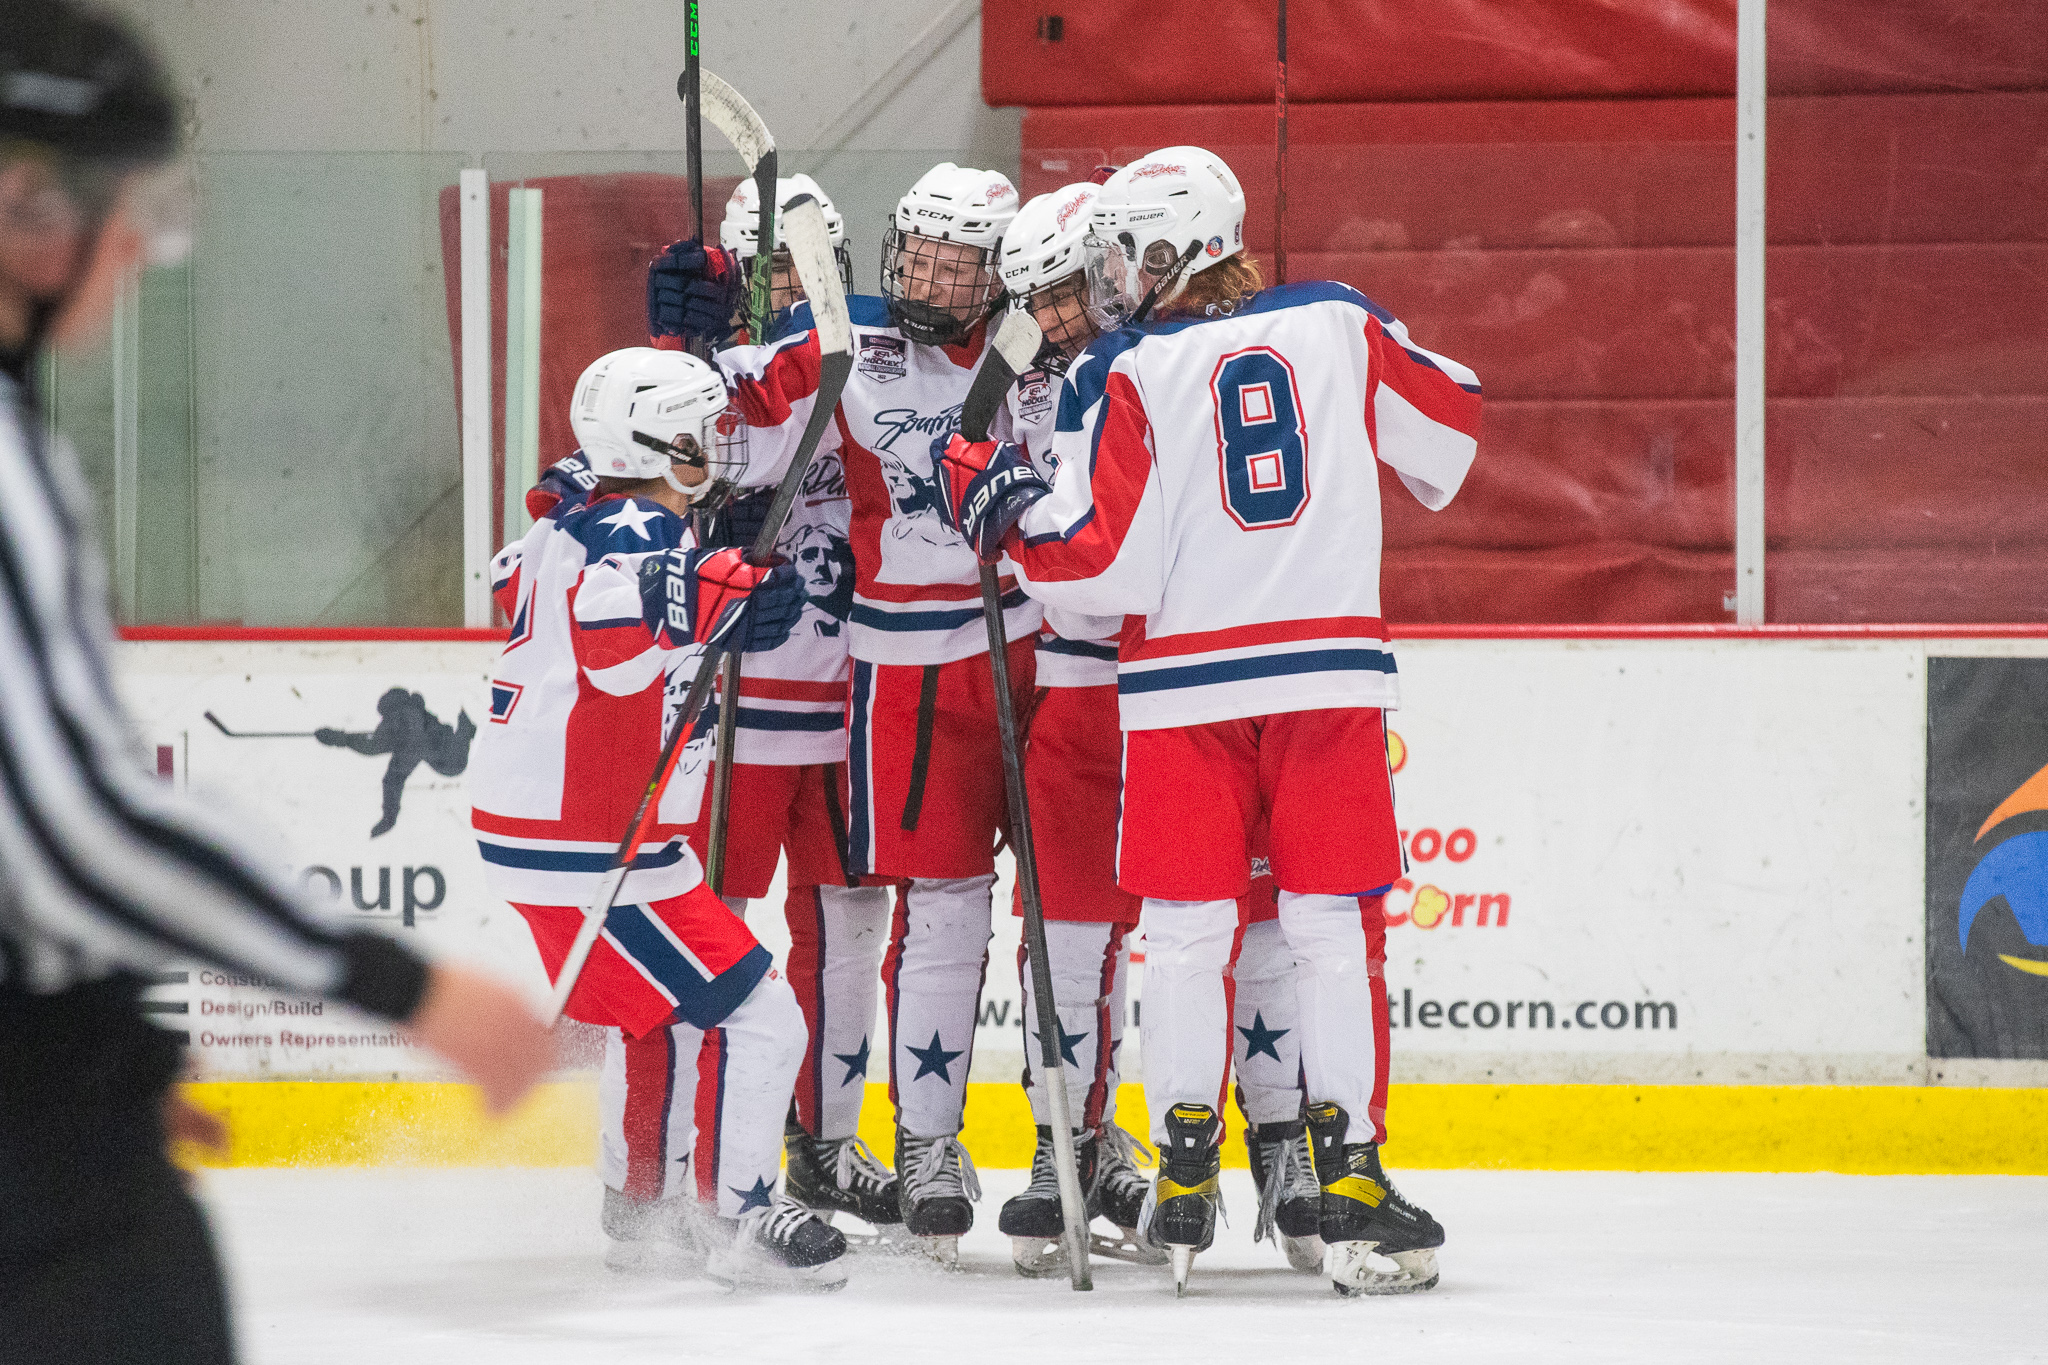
202, 712, 315, 739
1275, 0, 1288, 286
696, 68, 780, 896
683, 0, 703, 249
542, 195, 852, 1027
958, 310, 1093, 1292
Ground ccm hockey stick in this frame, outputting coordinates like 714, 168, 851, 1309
693, 68, 780, 895
543, 195, 853, 1026
958, 311, 1093, 1292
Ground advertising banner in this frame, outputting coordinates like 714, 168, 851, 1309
120, 636, 1953, 1085
1926, 657, 2048, 1058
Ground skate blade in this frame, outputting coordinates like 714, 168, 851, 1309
1282, 1234, 1326, 1275
817, 1211, 916, 1252
704, 1249, 850, 1294
1090, 1228, 1169, 1267
904, 1234, 962, 1268
1170, 1244, 1196, 1297
1328, 1242, 1439, 1296
603, 1238, 705, 1279
1009, 1235, 1068, 1278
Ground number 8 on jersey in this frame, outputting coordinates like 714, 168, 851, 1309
1211, 346, 1309, 530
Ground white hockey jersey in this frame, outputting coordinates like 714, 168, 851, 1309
718, 296, 1044, 667
1000, 370, 1119, 690
468, 495, 714, 906
1009, 282, 1482, 731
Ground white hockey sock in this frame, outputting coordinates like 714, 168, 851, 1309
1278, 891, 1381, 1145
885, 874, 994, 1139
1231, 917, 1307, 1126
1136, 897, 1239, 1146
1020, 919, 1126, 1133
698, 971, 808, 1218
784, 882, 891, 1141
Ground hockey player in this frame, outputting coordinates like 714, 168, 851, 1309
647, 176, 903, 1236
937, 147, 1479, 1295
468, 346, 849, 1291
983, 182, 1154, 1275
658, 164, 1034, 1258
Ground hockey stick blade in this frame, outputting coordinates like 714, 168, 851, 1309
698, 69, 774, 172
780, 197, 852, 360
202, 711, 315, 739
959, 310, 1042, 444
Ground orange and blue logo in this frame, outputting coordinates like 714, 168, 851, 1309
1959, 762, 2048, 977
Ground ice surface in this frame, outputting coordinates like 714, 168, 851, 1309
197, 1167, 2045, 1365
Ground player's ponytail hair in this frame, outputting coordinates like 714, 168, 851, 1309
1152, 252, 1265, 321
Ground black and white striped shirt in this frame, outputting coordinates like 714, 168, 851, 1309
0, 373, 426, 1021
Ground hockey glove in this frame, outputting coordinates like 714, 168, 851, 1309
703, 486, 773, 551
647, 239, 744, 351
935, 433, 1052, 561
525, 451, 598, 521
643, 548, 804, 655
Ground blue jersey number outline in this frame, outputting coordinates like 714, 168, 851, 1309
1210, 347, 1310, 531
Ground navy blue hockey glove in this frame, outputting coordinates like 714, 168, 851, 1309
935, 433, 1052, 561
526, 451, 598, 521
704, 486, 773, 550
642, 548, 803, 654
647, 239, 744, 351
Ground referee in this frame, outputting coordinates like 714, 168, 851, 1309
0, 5, 555, 1362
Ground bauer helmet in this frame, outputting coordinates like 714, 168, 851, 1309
999, 182, 1102, 373
881, 162, 1018, 346
719, 173, 853, 311
568, 347, 744, 503
1085, 147, 1246, 328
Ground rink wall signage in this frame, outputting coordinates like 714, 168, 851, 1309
115, 632, 2048, 1084
1925, 657, 2048, 1059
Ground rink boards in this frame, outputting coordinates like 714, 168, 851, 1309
115, 632, 2048, 1171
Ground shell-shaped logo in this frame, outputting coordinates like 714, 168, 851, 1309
1409, 885, 1450, 929
1386, 729, 1407, 774
1960, 760, 2048, 977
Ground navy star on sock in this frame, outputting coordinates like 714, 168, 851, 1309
1237, 1011, 1290, 1063
906, 1030, 964, 1083
833, 1035, 871, 1087
1029, 1019, 1088, 1068
729, 1176, 775, 1215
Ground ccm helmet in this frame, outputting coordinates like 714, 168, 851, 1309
718, 172, 853, 311
998, 182, 1101, 372
1085, 147, 1246, 327
881, 162, 1018, 346
568, 348, 743, 503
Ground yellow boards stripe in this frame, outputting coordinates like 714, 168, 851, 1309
171, 1080, 2048, 1175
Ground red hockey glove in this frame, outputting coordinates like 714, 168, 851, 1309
646, 547, 804, 654
935, 433, 1051, 561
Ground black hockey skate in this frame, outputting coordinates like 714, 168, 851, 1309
1140, 1103, 1223, 1296
998, 1126, 1099, 1277
601, 1186, 709, 1278
895, 1129, 980, 1265
1093, 1123, 1168, 1266
1248, 1118, 1328, 1273
785, 1127, 906, 1241
1306, 1101, 1444, 1296
706, 1194, 850, 1293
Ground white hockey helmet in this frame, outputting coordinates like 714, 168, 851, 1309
568, 347, 741, 502
882, 162, 1019, 345
1085, 147, 1247, 326
719, 172, 846, 254
1000, 182, 1103, 372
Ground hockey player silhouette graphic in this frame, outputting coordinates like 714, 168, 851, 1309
316, 689, 477, 837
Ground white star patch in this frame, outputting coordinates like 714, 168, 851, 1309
600, 500, 665, 541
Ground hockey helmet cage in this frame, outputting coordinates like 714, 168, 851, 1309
882, 162, 1018, 346
1000, 182, 1103, 372
1085, 147, 1246, 327
568, 347, 742, 503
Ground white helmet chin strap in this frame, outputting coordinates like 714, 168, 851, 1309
662, 464, 709, 500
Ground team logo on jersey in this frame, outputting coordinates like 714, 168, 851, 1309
871, 403, 963, 454
1206, 235, 1225, 257
1016, 371, 1054, 422
858, 333, 907, 384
